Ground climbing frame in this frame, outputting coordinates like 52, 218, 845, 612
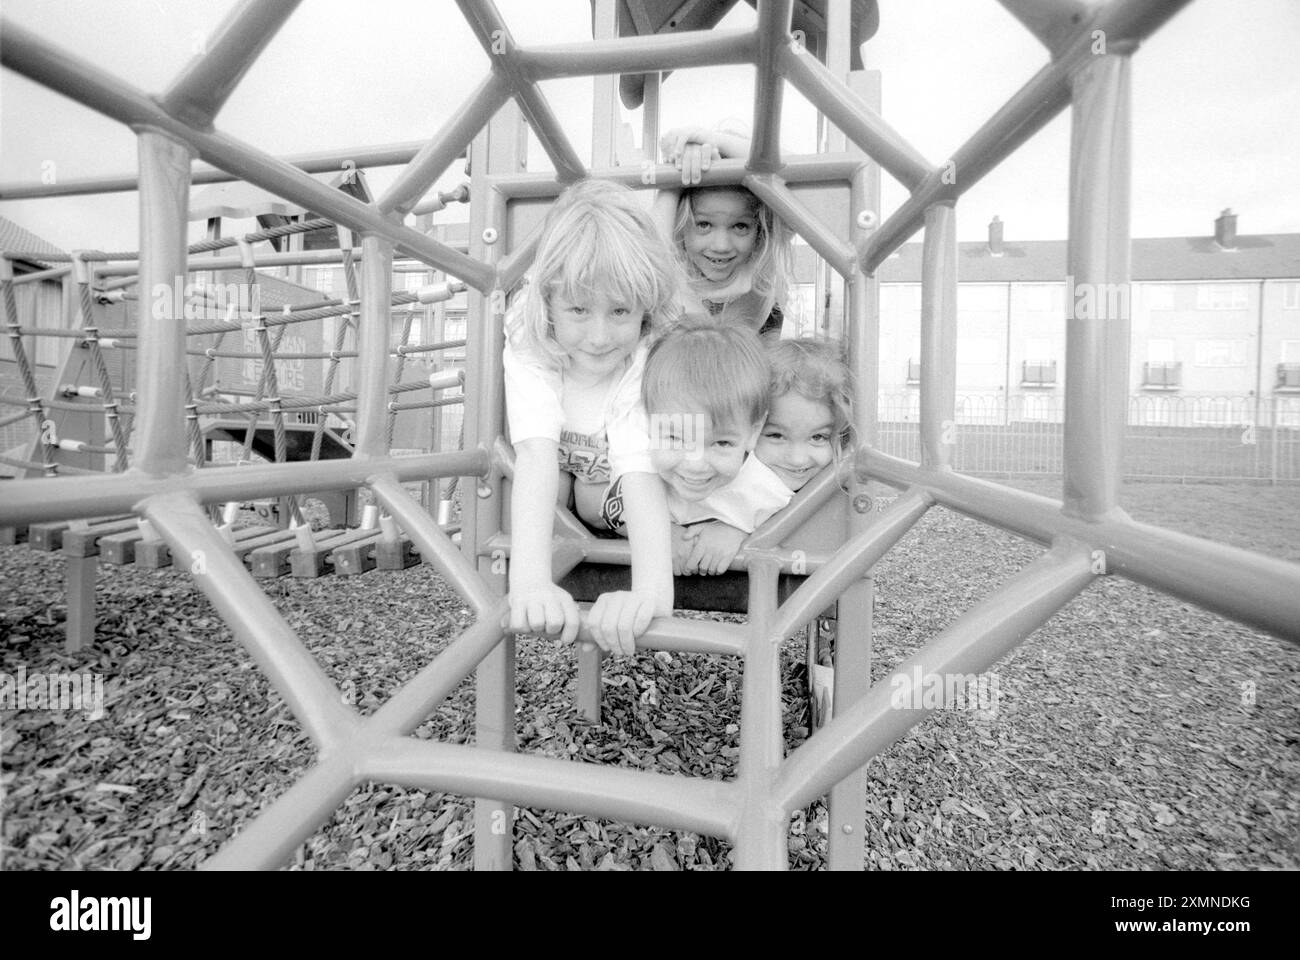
1, 0, 1297, 872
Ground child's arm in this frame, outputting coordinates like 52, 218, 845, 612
507, 437, 582, 643
586, 471, 673, 656
682, 520, 748, 576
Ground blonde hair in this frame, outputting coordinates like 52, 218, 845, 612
511, 179, 681, 367
766, 337, 855, 456
672, 185, 794, 312
643, 318, 770, 429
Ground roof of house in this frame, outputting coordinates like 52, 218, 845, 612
0, 215, 66, 270
188, 170, 372, 222
873, 233, 1300, 284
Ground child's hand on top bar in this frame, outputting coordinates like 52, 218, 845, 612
682, 521, 746, 576
506, 582, 582, 644
585, 590, 657, 657
660, 126, 722, 185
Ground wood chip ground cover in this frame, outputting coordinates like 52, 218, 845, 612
2, 479, 1297, 870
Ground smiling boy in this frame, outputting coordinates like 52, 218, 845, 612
603, 320, 791, 575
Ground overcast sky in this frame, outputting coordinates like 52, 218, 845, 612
2, 0, 1297, 254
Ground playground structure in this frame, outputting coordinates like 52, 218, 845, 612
1, 0, 1298, 871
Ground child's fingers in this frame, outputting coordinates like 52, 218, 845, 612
534, 597, 564, 637
558, 593, 582, 645
614, 602, 641, 656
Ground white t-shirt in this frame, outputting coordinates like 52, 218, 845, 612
669, 455, 793, 533
502, 319, 654, 483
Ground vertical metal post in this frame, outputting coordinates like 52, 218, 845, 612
822, 0, 852, 335
920, 202, 957, 470
575, 0, 620, 723
826, 250, 877, 869
64, 554, 95, 652
467, 105, 518, 872
641, 72, 661, 164
133, 128, 193, 476
734, 560, 788, 870
353, 233, 394, 458
1063, 50, 1132, 520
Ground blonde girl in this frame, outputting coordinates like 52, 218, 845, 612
656, 124, 795, 335
503, 179, 678, 655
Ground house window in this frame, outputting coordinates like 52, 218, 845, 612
1142, 361, 1181, 389
1281, 283, 1300, 310
1019, 284, 1061, 313
1195, 283, 1249, 310
959, 284, 1005, 313
1021, 360, 1057, 386
404, 272, 426, 293
1143, 284, 1175, 311
1278, 343, 1300, 391
1193, 340, 1248, 367
1147, 339, 1176, 363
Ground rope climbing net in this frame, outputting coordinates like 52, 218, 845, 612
1, 0, 1297, 871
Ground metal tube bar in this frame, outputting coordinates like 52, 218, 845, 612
0, 141, 444, 201
857, 0, 1191, 273
1062, 51, 1131, 520
491, 155, 862, 198
779, 43, 931, 191
0, 449, 487, 526
746, 467, 840, 549
748, 0, 792, 173
772, 488, 931, 639
352, 234, 394, 457
202, 755, 357, 870
859, 450, 1300, 644
495, 227, 541, 293
365, 611, 508, 737
377, 71, 511, 216
91, 245, 469, 278
742, 173, 855, 278
9, 265, 71, 284
132, 128, 193, 476
579, 613, 747, 657
362, 738, 739, 839
733, 560, 788, 870
455, 0, 586, 182
919, 202, 957, 470
160, 0, 301, 127
0, 20, 493, 290
776, 543, 1095, 809
997, 0, 1093, 56
369, 474, 496, 615
513, 29, 755, 79
143, 492, 359, 748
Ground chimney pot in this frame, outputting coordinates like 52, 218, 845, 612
1215, 208, 1237, 249
988, 215, 1004, 256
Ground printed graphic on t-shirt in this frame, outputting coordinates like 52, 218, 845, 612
558, 427, 610, 483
